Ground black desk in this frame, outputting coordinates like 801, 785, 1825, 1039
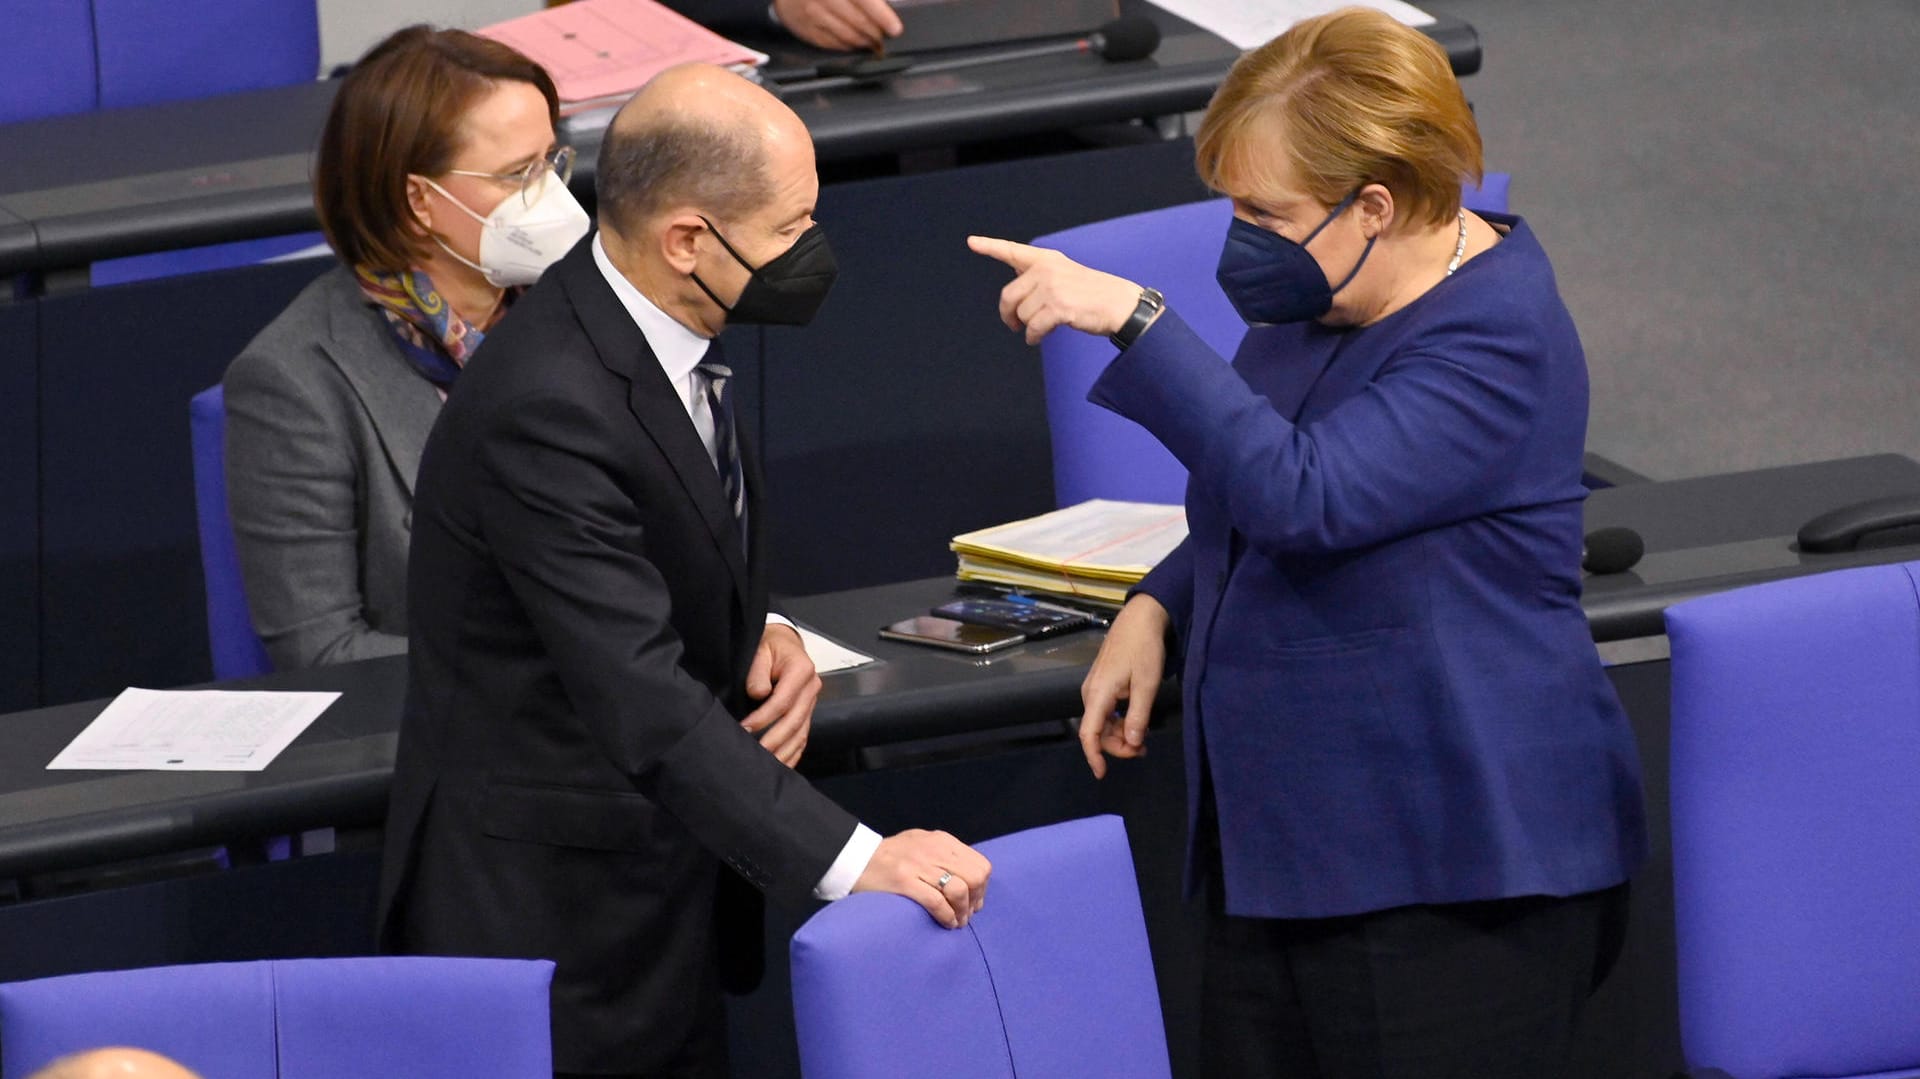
11, 452, 1920, 878
1582, 453, 1920, 641
0, 659, 403, 880
0, 5, 1476, 277
12, 455, 1920, 1079
0, 578, 1097, 879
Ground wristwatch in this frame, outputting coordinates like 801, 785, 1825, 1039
1109, 286, 1165, 350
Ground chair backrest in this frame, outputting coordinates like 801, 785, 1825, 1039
0, 962, 275, 1079
1033, 174, 1512, 508
0, 956, 555, 1079
93, 0, 319, 111
189, 384, 273, 680
0, 2, 98, 125
0, 1, 316, 126
1665, 561, 1920, 1079
791, 815, 1170, 1079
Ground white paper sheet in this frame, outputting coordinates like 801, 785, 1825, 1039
1147, 0, 1433, 50
795, 625, 877, 675
46, 688, 341, 772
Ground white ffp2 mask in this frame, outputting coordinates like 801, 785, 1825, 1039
421, 170, 590, 287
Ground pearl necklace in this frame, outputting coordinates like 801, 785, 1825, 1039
1445, 209, 1467, 277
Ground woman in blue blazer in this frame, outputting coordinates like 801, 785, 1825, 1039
972, 9, 1647, 1077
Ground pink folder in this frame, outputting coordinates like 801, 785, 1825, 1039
480, 0, 767, 108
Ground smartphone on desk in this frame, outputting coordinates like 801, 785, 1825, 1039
878, 615, 1026, 654
930, 597, 1091, 639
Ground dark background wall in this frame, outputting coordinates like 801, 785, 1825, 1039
756, 136, 1208, 594
0, 303, 36, 713
34, 260, 331, 706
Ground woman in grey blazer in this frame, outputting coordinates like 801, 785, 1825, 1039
224, 26, 587, 670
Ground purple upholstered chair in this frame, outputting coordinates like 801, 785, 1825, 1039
0, 2, 97, 125
0, 0, 318, 126
92, 0, 318, 112
1666, 560, 1920, 1079
190, 384, 273, 681
0, 956, 555, 1079
1033, 174, 1512, 508
790, 814, 1169, 1079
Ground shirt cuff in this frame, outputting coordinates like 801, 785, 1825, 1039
765, 613, 795, 631
813, 823, 882, 901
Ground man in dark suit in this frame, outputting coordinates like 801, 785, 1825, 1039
376, 64, 990, 1079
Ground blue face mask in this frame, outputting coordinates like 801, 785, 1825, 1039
1215, 190, 1375, 325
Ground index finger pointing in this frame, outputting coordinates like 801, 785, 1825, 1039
967, 234, 1041, 271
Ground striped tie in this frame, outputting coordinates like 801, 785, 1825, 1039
697, 350, 746, 541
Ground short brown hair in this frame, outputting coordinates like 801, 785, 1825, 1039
595, 115, 770, 240
1195, 7, 1483, 228
314, 26, 560, 272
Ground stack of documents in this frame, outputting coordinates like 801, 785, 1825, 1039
481, 0, 768, 116
951, 500, 1187, 606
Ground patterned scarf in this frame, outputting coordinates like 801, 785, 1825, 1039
355, 266, 517, 390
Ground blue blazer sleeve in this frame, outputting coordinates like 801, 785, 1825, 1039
1132, 534, 1194, 629
1089, 308, 1544, 558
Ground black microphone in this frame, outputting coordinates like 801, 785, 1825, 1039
1085, 16, 1163, 62
1581, 526, 1645, 575
912, 17, 1163, 71
778, 17, 1161, 92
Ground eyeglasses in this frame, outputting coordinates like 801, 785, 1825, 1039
444, 145, 577, 208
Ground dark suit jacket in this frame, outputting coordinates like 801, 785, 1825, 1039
375, 237, 856, 1074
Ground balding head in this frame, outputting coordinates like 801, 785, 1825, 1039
26, 1048, 203, 1079
595, 64, 811, 240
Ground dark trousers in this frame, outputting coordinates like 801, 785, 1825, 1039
1200, 875, 1628, 1079
552, 993, 729, 1079
560, 1006, 729, 1075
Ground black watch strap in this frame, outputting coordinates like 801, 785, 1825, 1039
1109, 287, 1165, 350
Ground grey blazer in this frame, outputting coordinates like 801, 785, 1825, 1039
223, 265, 441, 670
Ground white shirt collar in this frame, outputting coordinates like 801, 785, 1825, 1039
591, 232, 712, 397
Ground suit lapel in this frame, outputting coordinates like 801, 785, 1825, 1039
555, 241, 751, 607
325, 270, 442, 498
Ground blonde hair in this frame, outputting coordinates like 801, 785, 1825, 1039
1195, 7, 1483, 229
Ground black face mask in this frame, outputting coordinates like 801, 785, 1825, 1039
691, 216, 839, 326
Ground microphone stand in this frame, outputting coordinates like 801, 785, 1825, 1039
776, 30, 1143, 95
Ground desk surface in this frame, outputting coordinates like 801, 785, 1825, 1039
0, 5, 1477, 275
0, 577, 1089, 878
13, 453, 1913, 880
1582, 454, 1920, 640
